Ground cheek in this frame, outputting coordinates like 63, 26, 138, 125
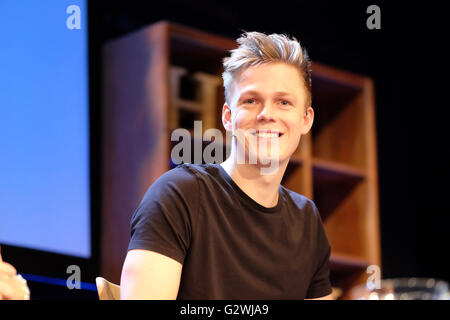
290, 121, 303, 135
284, 114, 303, 134
233, 109, 254, 129
282, 118, 303, 149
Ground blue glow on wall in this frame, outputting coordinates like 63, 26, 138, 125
0, 0, 90, 258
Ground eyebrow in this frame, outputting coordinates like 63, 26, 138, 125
273, 91, 296, 99
239, 90, 296, 99
237, 90, 297, 105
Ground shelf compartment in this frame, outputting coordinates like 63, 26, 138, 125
330, 253, 371, 298
281, 160, 311, 200
313, 158, 365, 221
169, 22, 236, 75
322, 180, 370, 260
311, 71, 367, 168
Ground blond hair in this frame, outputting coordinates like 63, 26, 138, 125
222, 31, 312, 108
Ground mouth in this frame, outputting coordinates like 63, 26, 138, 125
250, 129, 284, 138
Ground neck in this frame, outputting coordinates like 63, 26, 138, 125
220, 149, 289, 208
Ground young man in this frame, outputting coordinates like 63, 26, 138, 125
120, 31, 333, 300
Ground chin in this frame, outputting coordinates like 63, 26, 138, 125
250, 150, 290, 169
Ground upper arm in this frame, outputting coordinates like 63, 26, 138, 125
122, 166, 198, 299
120, 249, 183, 300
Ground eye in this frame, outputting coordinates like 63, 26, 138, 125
245, 98, 256, 104
279, 100, 292, 106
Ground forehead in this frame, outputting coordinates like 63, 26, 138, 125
234, 62, 304, 95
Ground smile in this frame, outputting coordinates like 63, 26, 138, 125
250, 129, 283, 138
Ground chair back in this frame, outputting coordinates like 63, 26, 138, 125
96, 277, 121, 300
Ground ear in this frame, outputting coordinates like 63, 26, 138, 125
222, 103, 233, 133
300, 106, 314, 135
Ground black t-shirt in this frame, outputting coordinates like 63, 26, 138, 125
128, 163, 332, 299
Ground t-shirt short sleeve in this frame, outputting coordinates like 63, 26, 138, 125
128, 165, 199, 264
305, 202, 333, 299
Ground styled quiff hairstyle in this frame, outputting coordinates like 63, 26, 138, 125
222, 31, 312, 108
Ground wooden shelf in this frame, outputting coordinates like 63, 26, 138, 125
331, 253, 371, 270
312, 158, 365, 221
169, 22, 236, 75
310, 71, 367, 168
313, 157, 366, 178
330, 253, 371, 297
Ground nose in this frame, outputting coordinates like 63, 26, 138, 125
256, 102, 276, 121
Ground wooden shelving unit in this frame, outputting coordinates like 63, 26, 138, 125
101, 21, 381, 299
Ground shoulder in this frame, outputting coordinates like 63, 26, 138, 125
142, 163, 216, 199
156, 163, 215, 181
149, 164, 200, 189
280, 186, 321, 219
280, 186, 330, 251
132, 164, 205, 224
138, 164, 199, 204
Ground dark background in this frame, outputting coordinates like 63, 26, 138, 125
89, 0, 449, 283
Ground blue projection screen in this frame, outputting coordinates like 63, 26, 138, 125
0, 0, 90, 258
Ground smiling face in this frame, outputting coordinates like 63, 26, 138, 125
222, 62, 314, 167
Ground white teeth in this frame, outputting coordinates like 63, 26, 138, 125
253, 132, 279, 138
